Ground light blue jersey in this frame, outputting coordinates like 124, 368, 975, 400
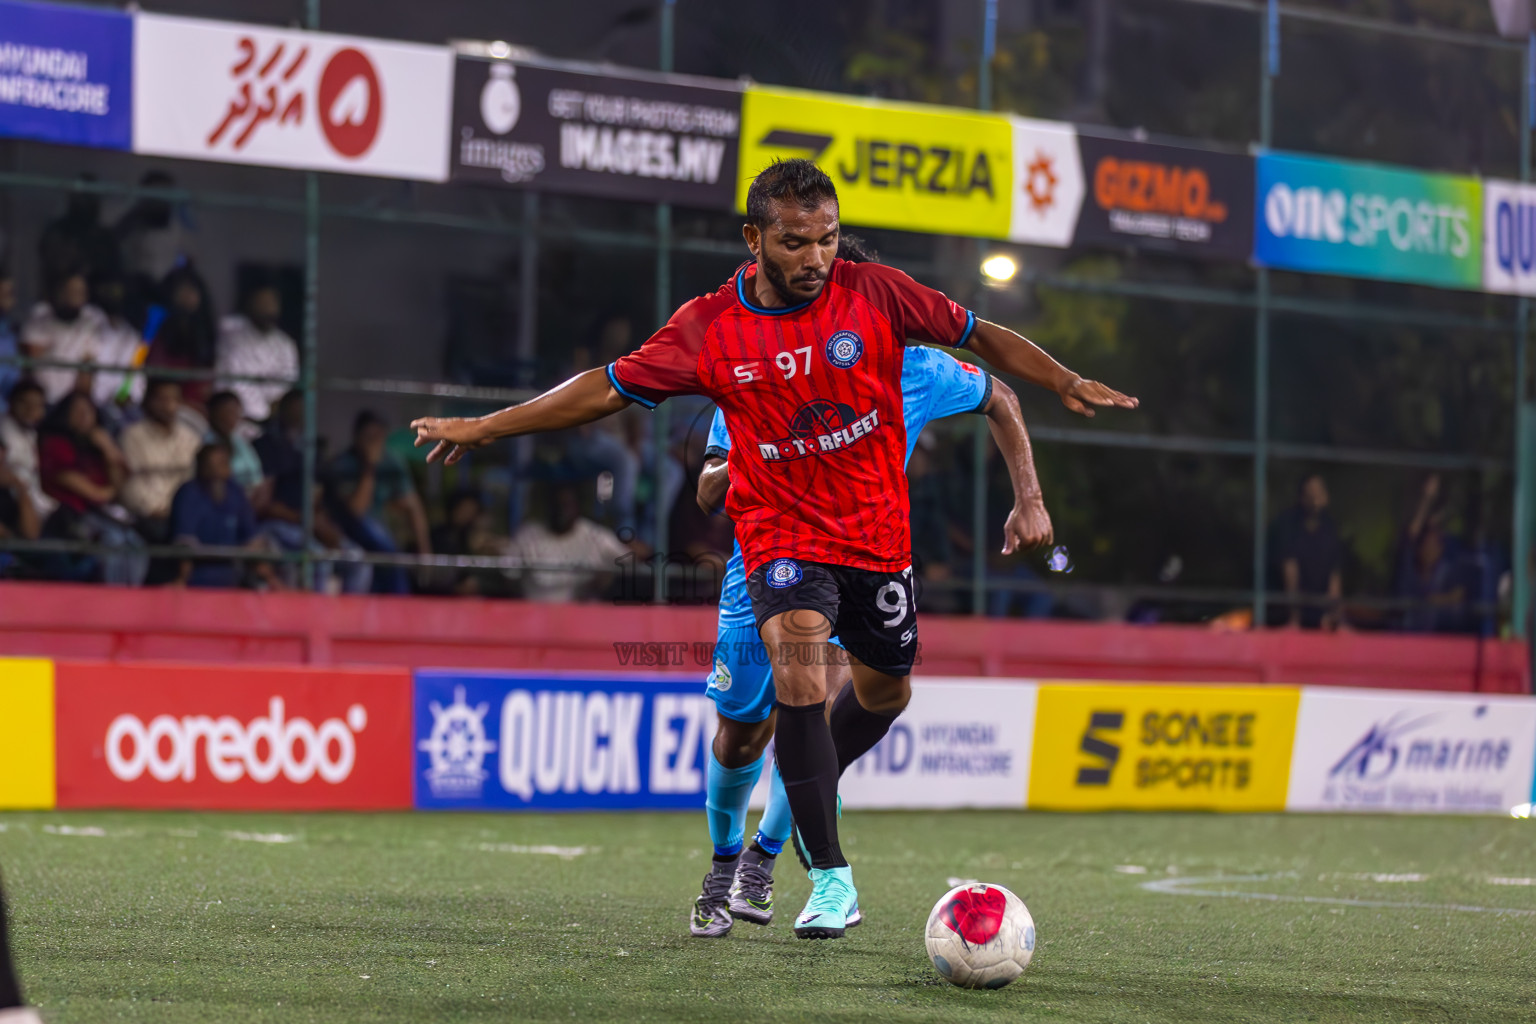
702, 346, 991, 722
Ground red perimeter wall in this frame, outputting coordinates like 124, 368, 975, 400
0, 581, 1525, 693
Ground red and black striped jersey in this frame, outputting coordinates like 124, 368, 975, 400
608, 258, 974, 575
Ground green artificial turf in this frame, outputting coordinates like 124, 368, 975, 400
1, 810, 1533, 1023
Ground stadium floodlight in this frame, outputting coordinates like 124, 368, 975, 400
1512, 802, 1534, 819
489, 40, 512, 59
981, 253, 1018, 283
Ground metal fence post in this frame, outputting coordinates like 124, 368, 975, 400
1253, 0, 1277, 626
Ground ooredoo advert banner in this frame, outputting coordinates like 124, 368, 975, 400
54, 662, 412, 810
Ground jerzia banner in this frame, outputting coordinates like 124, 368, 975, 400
451, 56, 741, 208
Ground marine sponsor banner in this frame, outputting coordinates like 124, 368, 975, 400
738, 85, 1014, 239
1482, 179, 1536, 295
1007, 117, 1083, 247
1028, 683, 1300, 811
132, 13, 452, 181
53, 662, 412, 809
0, 658, 55, 810
451, 56, 740, 208
1253, 151, 1482, 290
1286, 688, 1536, 814
414, 670, 718, 810
1074, 135, 1253, 260
0, 0, 132, 150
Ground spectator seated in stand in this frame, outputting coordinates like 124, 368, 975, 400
254, 390, 370, 594
0, 266, 19, 417
206, 390, 266, 499
0, 381, 55, 528
323, 409, 431, 595
21, 269, 109, 406
169, 441, 281, 590
504, 481, 630, 603
86, 273, 147, 429
38, 390, 146, 586
147, 263, 216, 411
119, 378, 202, 542
217, 282, 298, 424
1394, 475, 1465, 633
426, 489, 505, 596
0, 429, 43, 578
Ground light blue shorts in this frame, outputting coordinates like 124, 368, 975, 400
705, 623, 776, 723
703, 622, 847, 724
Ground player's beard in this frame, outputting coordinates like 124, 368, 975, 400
762, 255, 826, 306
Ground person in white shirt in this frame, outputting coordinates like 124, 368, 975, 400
119, 378, 202, 531
505, 481, 631, 603
216, 285, 297, 423
0, 381, 55, 520
20, 271, 109, 405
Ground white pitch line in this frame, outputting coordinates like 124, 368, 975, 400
1141, 873, 1536, 916
476, 843, 591, 859
224, 831, 298, 844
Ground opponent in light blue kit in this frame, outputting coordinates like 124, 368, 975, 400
688, 344, 1052, 936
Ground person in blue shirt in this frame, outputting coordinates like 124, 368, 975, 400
686, 343, 1053, 937
170, 441, 282, 590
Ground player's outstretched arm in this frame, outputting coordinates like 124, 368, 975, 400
412, 367, 631, 465
696, 456, 730, 515
982, 377, 1053, 554
966, 319, 1139, 419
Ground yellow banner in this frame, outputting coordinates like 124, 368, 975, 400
737, 86, 1013, 240
0, 658, 56, 809
1028, 683, 1300, 811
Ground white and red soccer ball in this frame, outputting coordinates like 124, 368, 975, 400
925, 883, 1036, 989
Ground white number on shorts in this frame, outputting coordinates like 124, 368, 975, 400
875, 580, 909, 627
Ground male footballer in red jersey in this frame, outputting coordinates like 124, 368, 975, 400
413, 159, 1137, 939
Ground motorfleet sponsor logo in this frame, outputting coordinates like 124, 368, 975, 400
105, 697, 368, 785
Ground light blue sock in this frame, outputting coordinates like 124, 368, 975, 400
752, 761, 793, 857
706, 749, 764, 858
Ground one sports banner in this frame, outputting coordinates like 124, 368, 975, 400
1074, 134, 1253, 260
1286, 688, 1536, 814
1253, 151, 1483, 291
1027, 683, 1301, 811
413, 670, 719, 810
737, 85, 1017, 240
0, 0, 133, 151
1482, 178, 1536, 295
132, 13, 453, 181
53, 661, 413, 810
452, 56, 742, 209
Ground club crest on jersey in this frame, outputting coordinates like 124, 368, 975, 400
825, 330, 864, 369
766, 558, 803, 588
756, 399, 882, 462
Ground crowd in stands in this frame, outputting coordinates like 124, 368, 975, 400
0, 179, 1512, 631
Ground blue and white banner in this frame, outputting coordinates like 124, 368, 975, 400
1285, 688, 1536, 814
1483, 178, 1536, 295
413, 670, 716, 810
0, 0, 132, 150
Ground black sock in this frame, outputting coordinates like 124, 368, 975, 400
747, 840, 774, 860
0, 880, 22, 1009
829, 680, 900, 776
773, 700, 846, 870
